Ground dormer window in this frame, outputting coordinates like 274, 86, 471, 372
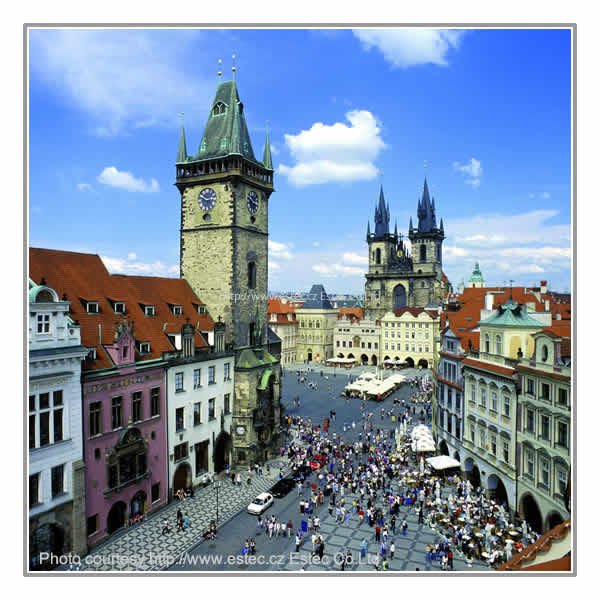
36, 314, 50, 334
87, 302, 99, 314
212, 102, 227, 116
114, 302, 126, 314
196, 305, 207, 315
144, 305, 155, 317
172, 305, 183, 316
138, 342, 150, 354
87, 348, 97, 360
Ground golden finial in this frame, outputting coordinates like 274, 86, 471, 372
217, 58, 222, 79
232, 53, 237, 78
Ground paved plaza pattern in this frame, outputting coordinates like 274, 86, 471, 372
79, 462, 290, 571
76, 365, 493, 572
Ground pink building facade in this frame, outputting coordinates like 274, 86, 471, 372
82, 327, 168, 546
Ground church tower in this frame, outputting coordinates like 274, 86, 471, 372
177, 78, 273, 348
176, 73, 281, 467
408, 178, 446, 306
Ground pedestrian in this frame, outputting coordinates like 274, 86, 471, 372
390, 541, 395, 560
448, 548, 454, 570
162, 518, 171, 535
402, 519, 408, 536
360, 539, 368, 560
295, 533, 301, 552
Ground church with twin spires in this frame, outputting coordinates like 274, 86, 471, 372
364, 179, 451, 320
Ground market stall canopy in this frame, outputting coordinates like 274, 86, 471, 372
426, 456, 461, 470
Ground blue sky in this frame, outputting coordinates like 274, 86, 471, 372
28, 27, 572, 294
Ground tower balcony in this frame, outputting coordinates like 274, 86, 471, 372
176, 156, 274, 192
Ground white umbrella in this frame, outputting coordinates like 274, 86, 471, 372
419, 456, 425, 474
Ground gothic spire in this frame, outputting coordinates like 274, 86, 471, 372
367, 221, 371, 238
418, 177, 434, 232
262, 125, 273, 170
374, 185, 390, 236
177, 124, 187, 164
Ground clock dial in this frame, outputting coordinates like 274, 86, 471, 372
198, 188, 217, 211
247, 190, 259, 214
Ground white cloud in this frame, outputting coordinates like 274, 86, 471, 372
312, 241, 321, 247
342, 251, 368, 265
312, 263, 364, 277
77, 182, 92, 192
127, 252, 137, 260
270, 144, 279, 156
453, 158, 482, 187
29, 29, 212, 136
278, 110, 385, 186
268, 240, 294, 260
353, 28, 464, 68
97, 166, 160, 193
540, 191, 551, 199
101, 255, 178, 277
269, 260, 281, 272
442, 209, 571, 288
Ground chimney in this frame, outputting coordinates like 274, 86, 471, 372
544, 299, 550, 311
485, 292, 494, 311
540, 280, 548, 294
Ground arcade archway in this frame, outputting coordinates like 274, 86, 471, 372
214, 432, 232, 474
107, 501, 127, 534
130, 490, 147, 518
405, 357, 415, 368
519, 493, 543, 533
439, 439, 450, 456
173, 462, 192, 492
371, 355, 378, 366
464, 458, 481, 489
546, 511, 564, 531
487, 474, 509, 508
30, 523, 65, 570
360, 354, 369, 365
418, 358, 429, 369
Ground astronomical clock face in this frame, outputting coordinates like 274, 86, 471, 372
198, 188, 217, 211
247, 190, 259, 214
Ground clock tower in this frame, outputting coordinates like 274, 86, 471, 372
176, 76, 282, 467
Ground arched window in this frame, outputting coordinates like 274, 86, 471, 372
375, 248, 381, 264
247, 261, 256, 289
420, 244, 427, 262
212, 102, 227, 116
484, 334, 490, 353
495, 335, 502, 355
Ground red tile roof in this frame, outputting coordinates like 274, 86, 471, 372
392, 307, 439, 319
443, 285, 571, 353
268, 297, 298, 324
497, 520, 571, 572
29, 248, 214, 371
337, 307, 364, 321
462, 356, 515, 377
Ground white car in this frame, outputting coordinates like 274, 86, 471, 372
247, 492, 274, 515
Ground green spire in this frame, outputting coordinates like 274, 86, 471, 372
262, 125, 273, 170
196, 80, 257, 161
176, 124, 188, 164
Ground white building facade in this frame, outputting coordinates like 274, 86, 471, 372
166, 323, 235, 494
334, 315, 380, 366
28, 283, 88, 569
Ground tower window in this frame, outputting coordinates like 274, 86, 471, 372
375, 248, 381, 264
248, 261, 257, 289
212, 102, 227, 116
420, 244, 427, 262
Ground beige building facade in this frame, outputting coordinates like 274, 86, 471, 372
296, 284, 337, 364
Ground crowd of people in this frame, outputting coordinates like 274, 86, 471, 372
277, 369, 539, 571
